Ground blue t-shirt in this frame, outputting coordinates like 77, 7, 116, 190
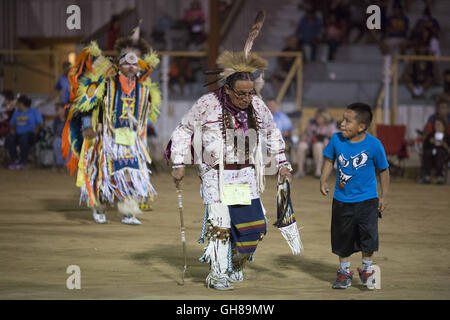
10, 107, 43, 135
55, 75, 70, 104
273, 111, 293, 134
323, 132, 389, 203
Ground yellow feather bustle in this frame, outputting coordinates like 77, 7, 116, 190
144, 78, 162, 123
73, 56, 114, 113
86, 41, 102, 57
143, 50, 160, 69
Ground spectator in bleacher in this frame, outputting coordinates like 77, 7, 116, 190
219, 0, 232, 23
266, 99, 293, 137
107, 14, 121, 51
324, 14, 345, 61
328, 0, 350, 29
182, 0, 206, 45
270, 35, 302, 95
295, 10, 322, 62
151, 12, 175, 50
6, 95, 43, 170
424, 97, 450, 136
52, 103, 66, 172
346, 0, 366, 44
39, 61, 72, 108
409, 7, 441, 57
383, 3, 409, 55
0, 90, 15, 144
416, 7, 440, 38
295, 108, 338, 178
55, 61, 72, 105
402, 44, 439, 99
421, 115, 450, 184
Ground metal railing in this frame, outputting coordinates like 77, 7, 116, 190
392, 55, 450, 122
376, 54, 450, 127
0, 49, 303, 111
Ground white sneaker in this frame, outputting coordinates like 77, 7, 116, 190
93, 212, 107, 224
129, 216, 142, 225
121, 215, 142, 225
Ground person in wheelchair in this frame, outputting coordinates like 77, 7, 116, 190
6, 95, 43, 170
421, 115, 450, 184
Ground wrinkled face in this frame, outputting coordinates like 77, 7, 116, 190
340, 109, 365, 139
225, 80, 255, 110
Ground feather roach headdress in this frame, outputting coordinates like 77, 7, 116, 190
205, 10, 268, 90
114, 23, 160, 71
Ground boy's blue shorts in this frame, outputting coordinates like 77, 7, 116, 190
331, 198, 379, 257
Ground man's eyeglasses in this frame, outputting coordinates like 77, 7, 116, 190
230, 87, 256, 99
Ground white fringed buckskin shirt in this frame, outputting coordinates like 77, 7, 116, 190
169, 92, 290, 203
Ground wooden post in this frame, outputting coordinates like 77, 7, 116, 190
208, 0, 220, 91
276, 57, 300, 105
54, 52, 59, 93
296, 53, 303, 110
392, 56, 399, 125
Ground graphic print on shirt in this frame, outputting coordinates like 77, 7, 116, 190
338, 150, 369, 189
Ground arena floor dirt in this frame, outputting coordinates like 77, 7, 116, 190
0, 168, 449, 300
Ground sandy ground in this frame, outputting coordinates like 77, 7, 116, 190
0, 168, 449, 300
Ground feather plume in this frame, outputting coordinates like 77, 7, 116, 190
217, 51, 268, 76
143, 50, 160, 69
243, 10, 265, 59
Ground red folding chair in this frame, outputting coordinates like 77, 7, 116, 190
376, 124, 409, 177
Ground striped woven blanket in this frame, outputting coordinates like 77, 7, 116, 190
229, 198, 267, 254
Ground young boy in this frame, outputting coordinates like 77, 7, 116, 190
320, 103, 390, 290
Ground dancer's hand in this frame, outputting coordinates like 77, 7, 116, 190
82, 128, 96, 140
279, 166, 292, 184
172, 167, 185, 188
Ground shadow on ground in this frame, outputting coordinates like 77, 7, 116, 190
129, 244, 207, 285
276, 254, 337, 285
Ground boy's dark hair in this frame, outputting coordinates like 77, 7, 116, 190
346, 102, 373, 130
1, 90, 14, 101
17, 95, 32, 108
